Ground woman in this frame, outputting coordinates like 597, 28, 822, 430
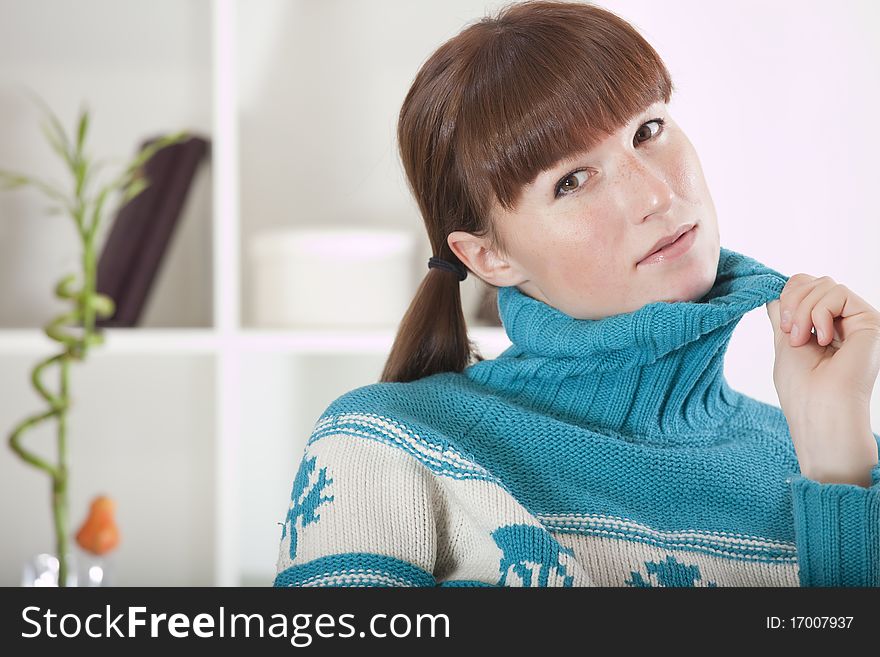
275, 0, 880, 587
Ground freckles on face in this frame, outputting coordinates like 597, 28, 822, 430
667, 127, 712, 204
554, 221, 610, 277
496, 109, 720, 319
521, 209, 636, 317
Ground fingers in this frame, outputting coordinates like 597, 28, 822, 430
777, 274, 816, 343
786, 276, 837, 346
779, 273, 876, 347
800, 282, 844, 347
765, 299, 784, 347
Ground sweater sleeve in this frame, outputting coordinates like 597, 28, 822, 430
273, 432, 438, 587
787, 432, 880, 587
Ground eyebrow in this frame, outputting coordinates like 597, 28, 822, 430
548, 147, 596, 173
539, 106, 664, 180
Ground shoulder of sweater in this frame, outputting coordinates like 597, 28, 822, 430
319, 370, 476, 419
308, 372, 490, 474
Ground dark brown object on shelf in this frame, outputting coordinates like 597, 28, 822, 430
474, 284, 502, 326
96, 135, 210, 327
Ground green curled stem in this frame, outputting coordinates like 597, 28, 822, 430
31, 353, 67, 412
3, 100, 186, 586
90, 292, 115, 318
54, 274, 79, 301
45, 311, 83, 345
8, 407, 62, 479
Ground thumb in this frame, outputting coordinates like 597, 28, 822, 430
765, 298, 783, 341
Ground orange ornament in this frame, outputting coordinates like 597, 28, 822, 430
75, 495, 120, 555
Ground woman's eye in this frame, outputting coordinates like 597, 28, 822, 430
634, 118, 665, 145
554, 169, 590, 198
553, 118, 665, 199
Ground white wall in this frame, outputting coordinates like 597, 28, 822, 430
236, 0, 513, 326
595, 0, 880, 422
0, 0, 214, 328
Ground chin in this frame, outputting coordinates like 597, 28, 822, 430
652, 253, 718, 304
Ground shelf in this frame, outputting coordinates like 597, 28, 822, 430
0, 0, 523, 586
0, 326, 512, 358
0, 328, 220, 355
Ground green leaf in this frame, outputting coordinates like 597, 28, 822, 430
73, 155, 88, 198
25, 90, 70, 147
0, 169, 70, 208
75, 107, 89, 156
122, 176, 148, 203
121, 131, 188, 181
40, 120, 74, 171
86, 185, 113, 238
0, 169, 32, 189
24, 93, 76, 173
72, 107, 91, 200
29, 177, 71, 205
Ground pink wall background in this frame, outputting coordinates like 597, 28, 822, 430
596, 0, 880, 427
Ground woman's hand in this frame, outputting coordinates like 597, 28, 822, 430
765, 274, 880, 486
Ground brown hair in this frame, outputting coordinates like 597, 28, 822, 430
380, 0, 674, 383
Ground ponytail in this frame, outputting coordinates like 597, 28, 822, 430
379, 249, 484, 383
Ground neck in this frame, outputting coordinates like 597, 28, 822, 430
466, 248, 788, 444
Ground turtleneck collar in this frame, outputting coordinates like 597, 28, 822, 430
465, 247, 789, 444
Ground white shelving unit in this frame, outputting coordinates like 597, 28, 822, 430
0, 0, 510, 586
5, 0, 877, 588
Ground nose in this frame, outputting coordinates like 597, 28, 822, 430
620, 155, 675, 223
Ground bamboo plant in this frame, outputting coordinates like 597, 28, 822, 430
0, 98, 184, 586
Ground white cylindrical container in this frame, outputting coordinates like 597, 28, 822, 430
249, 227, 417, 328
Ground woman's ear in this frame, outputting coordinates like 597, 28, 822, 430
447, 230, 528, 287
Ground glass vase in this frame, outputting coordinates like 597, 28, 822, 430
22, 550, 111, 587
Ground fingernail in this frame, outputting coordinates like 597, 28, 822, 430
781, 310, 791, 327
791, 323, 799, 339
817, 328, 825, 343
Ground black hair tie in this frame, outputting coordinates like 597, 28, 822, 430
427, 256, 467, 281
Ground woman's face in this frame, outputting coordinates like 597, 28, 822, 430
449, 100, 721, 320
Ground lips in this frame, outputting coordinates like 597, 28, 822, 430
639, 224, 696, 263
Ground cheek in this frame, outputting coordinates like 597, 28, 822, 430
675, 162, 707, 200
551, 233, 624, 293
669, 143, 711, 200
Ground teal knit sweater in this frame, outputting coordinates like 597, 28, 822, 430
274, 247, 880, 587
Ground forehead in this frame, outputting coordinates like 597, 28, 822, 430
541, 100, 669, 175
489, 100, 672, 216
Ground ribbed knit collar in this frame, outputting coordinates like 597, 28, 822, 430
467, 247, 789, 444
